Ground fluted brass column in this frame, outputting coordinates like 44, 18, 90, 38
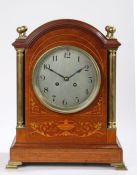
16, 48, 25, 128
105, 25, 117, 129
108, 49, 117, 128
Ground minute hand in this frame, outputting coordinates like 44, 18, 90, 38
68, 66, 86, 79
47, 68, 65, 79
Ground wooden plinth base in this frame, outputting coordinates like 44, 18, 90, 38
6, 138, 127, 170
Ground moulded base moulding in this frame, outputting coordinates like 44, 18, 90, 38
6, 138, 127, 170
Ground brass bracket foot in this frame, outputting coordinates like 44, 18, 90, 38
6, 161, 22, 169
111, 162, 127, 170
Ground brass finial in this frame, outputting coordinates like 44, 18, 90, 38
105, 26, 116, 39
16, 26, 28, 39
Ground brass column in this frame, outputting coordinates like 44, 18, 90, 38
16, 26, 27, 128
16, 48, 25, 128
105, 25, 117, 129
108, 49, 117, 128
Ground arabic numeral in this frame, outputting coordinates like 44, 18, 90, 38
85, 65, 89, 71
75, 97, 80, 103
52, 95, 56, 102
64, 48, 71, 58
44, 64, 50, 69
53, 55, 57, 62
62, 99, 67, 105
88, 77, 92, 83
85, 89, 89, 95
40, 75, 45, 80
44, 87, 48, 93
78, 56, 80, 62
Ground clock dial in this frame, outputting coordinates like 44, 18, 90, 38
33, 46, 101, 113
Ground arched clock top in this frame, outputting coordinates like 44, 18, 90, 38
12, 19, 121, 49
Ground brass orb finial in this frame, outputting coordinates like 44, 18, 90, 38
16, 26, 28, 39
105, 26, 116, 39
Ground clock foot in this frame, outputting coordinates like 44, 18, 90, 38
6, 161, 22, 169
111, 162, 127, 170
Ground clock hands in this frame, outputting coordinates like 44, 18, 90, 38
68, 65, 86, 79
46, 65, 88, 81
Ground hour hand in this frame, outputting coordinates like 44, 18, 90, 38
47, 67, 65, 79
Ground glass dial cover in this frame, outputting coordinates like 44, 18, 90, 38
32, 46, 101, 113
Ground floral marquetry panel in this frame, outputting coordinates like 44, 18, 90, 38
30, 120, 103, 138
27, 117, 106, 144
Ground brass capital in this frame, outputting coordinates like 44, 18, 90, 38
109, 49, 116, 57
16, 48, 24, 54
108, 122, 116, 129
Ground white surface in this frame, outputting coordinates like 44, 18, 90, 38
0, 0, 136, 174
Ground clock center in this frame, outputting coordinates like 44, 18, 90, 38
64, 77, 69, 81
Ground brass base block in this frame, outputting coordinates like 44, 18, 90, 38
6, 161, 22, 169
111, 162, 127, 170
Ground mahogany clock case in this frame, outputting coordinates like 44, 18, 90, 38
24, 21, 107, 145
7, 19, 126, 169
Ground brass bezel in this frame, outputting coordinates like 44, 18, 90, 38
32, 45, 101, 114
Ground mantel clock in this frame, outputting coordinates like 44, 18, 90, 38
6, 19, 126, 170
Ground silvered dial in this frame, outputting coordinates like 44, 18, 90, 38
33, 46, 101, 113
